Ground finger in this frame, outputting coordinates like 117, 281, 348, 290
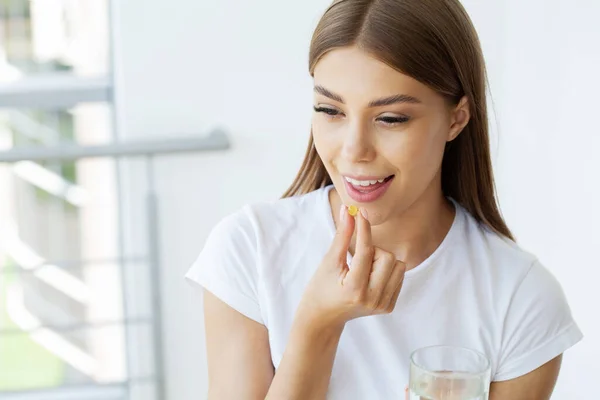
347, 208, 374, 285
367, 249, 396, 307
355, 207, 372, 250
382, 260, 406, 311
329, 204, 356, 263
405, 386, 409, 400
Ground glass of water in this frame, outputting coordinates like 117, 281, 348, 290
409, 345, 491, 400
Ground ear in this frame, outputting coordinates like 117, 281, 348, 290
447, 96, 471, 142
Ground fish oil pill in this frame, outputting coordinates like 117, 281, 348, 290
348, 205, 359, 217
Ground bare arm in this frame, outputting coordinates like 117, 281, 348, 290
204, 289, 344, 400
203, 290, 274, 400
264, 313, 345, 400
489, 355, 562, 400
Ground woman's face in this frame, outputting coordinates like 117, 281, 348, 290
312, 46, 468, 224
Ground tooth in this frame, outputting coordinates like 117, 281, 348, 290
345, 177, 387, 186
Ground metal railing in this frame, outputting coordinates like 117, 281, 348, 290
0, 130, 230, 400
0, 129, 230, 162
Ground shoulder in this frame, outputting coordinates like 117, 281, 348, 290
455, 203, 565, 305
454, 204, 582, 379
185, 188, 330, 324
455, 203, 536, 279
462, 208, 571, 324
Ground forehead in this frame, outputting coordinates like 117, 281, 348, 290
312, 46, 440, 105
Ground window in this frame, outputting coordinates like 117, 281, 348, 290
0, 2, 161, 399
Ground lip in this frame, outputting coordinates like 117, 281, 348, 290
343, 175, 395, 203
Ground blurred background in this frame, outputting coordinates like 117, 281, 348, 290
0, 0, 597, 399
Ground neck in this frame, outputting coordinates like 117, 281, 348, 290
329, 176, 455, 270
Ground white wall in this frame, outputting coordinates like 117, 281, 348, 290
113, 1, 599, 399
487, 1, 600, 398
113, 1, 330, 398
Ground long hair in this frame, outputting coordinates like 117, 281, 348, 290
283, 0, 513, 240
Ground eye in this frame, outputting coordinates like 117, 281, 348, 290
313, 106, 342, 117
377, 115, 410, 126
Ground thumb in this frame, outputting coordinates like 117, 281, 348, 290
329, 204, 355, 263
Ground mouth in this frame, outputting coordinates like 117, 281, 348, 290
343, 174, 395, 203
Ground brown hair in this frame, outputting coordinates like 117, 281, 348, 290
282, 0, 513, 240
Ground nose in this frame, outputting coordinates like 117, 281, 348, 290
341, 120, 376, 163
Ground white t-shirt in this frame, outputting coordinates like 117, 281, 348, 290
186, 185, 582, 399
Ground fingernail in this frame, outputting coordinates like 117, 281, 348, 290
339, 204, 347, 223
360, 207, 368, 220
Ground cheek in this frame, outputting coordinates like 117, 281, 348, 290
311, 119, 340, 162
381, 120, 448, 172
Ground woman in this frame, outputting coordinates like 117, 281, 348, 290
186, 0, 582, 398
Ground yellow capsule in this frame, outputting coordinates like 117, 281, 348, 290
348, 205, 359, 217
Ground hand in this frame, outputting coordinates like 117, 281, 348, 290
297, 205, 406, 330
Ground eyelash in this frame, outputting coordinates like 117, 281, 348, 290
313, 106, 410, 126
313, 106, 339, 116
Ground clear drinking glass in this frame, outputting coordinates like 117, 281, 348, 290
409, 345, 491, 400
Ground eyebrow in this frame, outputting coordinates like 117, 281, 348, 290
314, 85, 422, 107
314, 85, 344, 103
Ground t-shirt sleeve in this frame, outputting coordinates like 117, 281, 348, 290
494, 260, 583, 381
185, 207, 264, 325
